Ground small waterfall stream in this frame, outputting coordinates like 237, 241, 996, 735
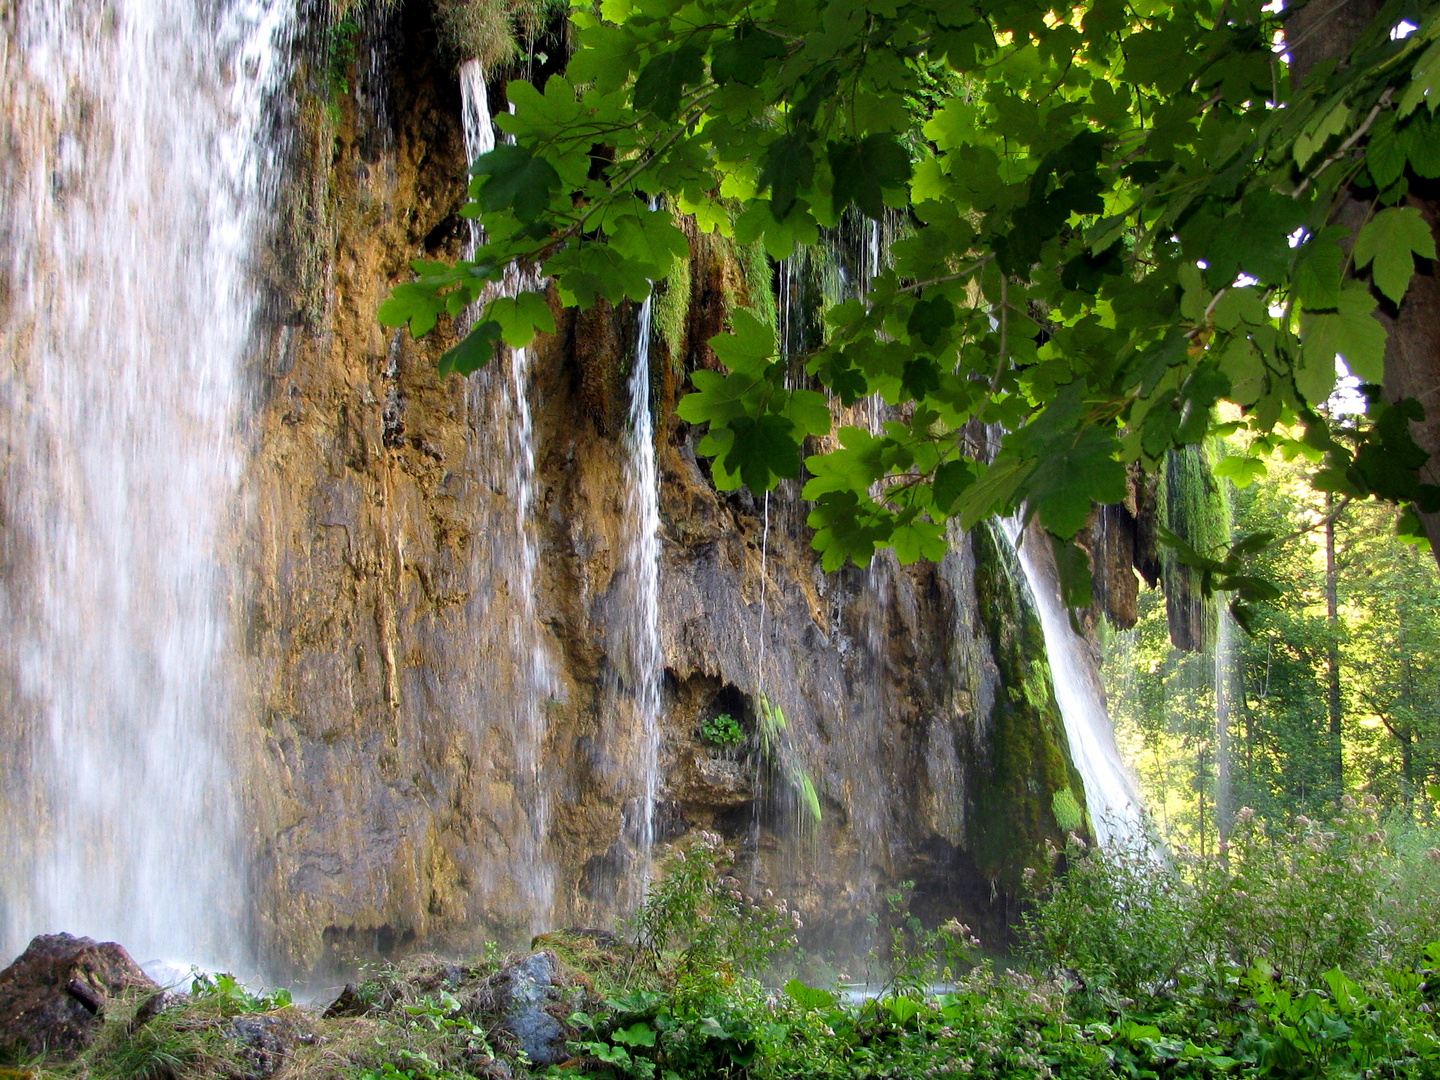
0, 0, 295, 970
458, 60, 554, 925
1001, 521, 1148, 849
618, 293, 664, 878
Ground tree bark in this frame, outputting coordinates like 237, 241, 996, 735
1287, 0, 1440, 574
1325, 494, 1344, 793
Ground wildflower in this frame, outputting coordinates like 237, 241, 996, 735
1236, 806, 1256, 825
1341, 794, 1357, 809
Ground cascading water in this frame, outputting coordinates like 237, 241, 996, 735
617, 292, 665, 879
1000, 520, 1148, 849
458, 59, 554, 926
0, 0, 294, 970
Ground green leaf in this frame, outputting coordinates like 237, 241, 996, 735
439, 320, 503, 376
709, 309, 776, 376
808, 490, 888, 570
1399, 38, 1440, 116
1028, 426, 1127, 538
1294, 101, 1349, 169
678, 369, 757, 427
891, 518, 946, 564
612, 1023, 657, 1048
1292, 233, 1345, 309
958, 456, 1033, 530
1176, 363, 1232, 444
711, 23, 786, 86
1302, 282, 1387, 390
761, 131, 816, 221
906, 294, 956, 345
829, 135, 912, 220
1051, 534, 1094, 608
783, 980, 837, 1010
486, 291, 555, 348
469, 143, 560, 222
882, 996, 922, 1025
932, 459, 976, 513
722, 413, 802, 490
1213, 454, 1267, 488
1401, 111, 1440, 176
610, 211, 690, 276
633, 43, 705, 120
785, 388, 832, 437
379, 281, 445, 337
1354, 206, 1437, 303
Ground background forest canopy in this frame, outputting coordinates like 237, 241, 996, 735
380, 0, 1440, 830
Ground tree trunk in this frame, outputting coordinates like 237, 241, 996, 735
1215, 607, 1235, 842
1288, 0, 1440, 574
1325, 493, 1344, 793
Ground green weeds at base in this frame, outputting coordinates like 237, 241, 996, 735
16, 812, 1440, 1080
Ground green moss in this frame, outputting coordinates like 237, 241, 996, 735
430, 0, 564, 69
1159, 441, 1231, 652
653, 242, 692, 369
736, 238, 777, 334
1052, 787, 1085, 833
330, 0, 561, 70
967, 522, 1087, 887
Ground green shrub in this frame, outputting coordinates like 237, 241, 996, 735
699, 712, 743, 750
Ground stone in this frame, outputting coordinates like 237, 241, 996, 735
0, 933, 157, 1061
472, 951, 574, 1067
321, 982, 369, 1018
129, 990, 188, 1031
227, 1012, 315, 1080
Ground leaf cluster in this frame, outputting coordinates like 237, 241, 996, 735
381, 0, 1440, 594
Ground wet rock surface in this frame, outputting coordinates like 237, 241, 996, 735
223, 6, 1083, 973
129, 989, 189, 1031
473, 950, 577, 1067
0, 933, 157, 1060
228, 1012, 317, 1079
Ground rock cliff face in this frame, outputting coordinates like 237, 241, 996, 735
236, 6, 1081, 975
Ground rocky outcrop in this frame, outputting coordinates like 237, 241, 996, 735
0, 933, 157, 1060
231, 5, 1085, 976
473, 950, 577, 1066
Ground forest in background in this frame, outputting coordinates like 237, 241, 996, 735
1104, 404, 1440, 852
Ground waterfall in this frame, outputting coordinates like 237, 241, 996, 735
458, 59, 554, 926
619, 293, 664, 876
1214, 602, 1236, 841
1001, 521, 1148, 849
0, 0, 294, 970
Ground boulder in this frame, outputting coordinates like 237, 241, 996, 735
472, 950, 576, 1067
228, 1012, 315, 1080
129, 990, 188, 1031
0, 933, 157, 1060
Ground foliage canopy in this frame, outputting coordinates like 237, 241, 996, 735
381, 0, 1440, 603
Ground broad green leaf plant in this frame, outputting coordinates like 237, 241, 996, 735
382, 0, 1440, 601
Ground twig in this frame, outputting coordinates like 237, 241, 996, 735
1293, 87, 1393, 198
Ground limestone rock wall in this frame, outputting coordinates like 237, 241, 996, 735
238, 3, 1083, 977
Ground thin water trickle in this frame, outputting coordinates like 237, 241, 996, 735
1000, 519, 1148, 849
0, 0, 295, 971
458, 60, 555, 927
618, 293, 665, 879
